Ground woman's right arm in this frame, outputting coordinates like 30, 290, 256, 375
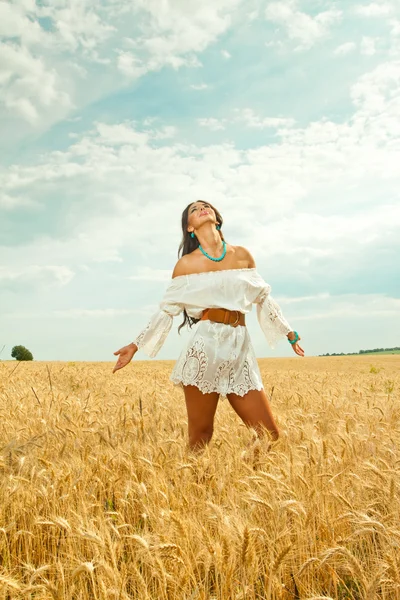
112, 259, 187, 372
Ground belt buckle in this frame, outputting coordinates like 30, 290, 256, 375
231, 310, 240, 327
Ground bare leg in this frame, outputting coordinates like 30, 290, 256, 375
226, 387, 279, 443
183, 385, 220, 452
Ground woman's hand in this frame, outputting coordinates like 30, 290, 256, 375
113, 343, 137, 373
291, 341, 305, 357
287, 333, 305, 357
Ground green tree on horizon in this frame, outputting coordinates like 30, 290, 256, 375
11, 345, 34, 361
319, 346, 400, 357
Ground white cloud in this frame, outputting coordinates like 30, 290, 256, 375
295, 294, 400, 320
0, 193, 41, 210
135, 0, 241, 57
257, 205, 400, 257
46, 3, 116, 54
0, 266, 75, 290
235, 108, 295, 129
116, 51, 147, 78
391, 20, 400, 37
0, 1, 120, 124
0, 42, 72, 124
95, 122, 149, 146
361, 37, 378, 57
354, 2, 393, 17
197, 117, 226, 131
265, 2, 342, 51
190, 83, 209, 90
0, 2, 44, 46
350, 60, 400, 116
334, 42, 356, 56
221, 49, 231, 58
247, 10, 259, 22
0, 0, 244, 126
127, 267, 173, 281
281, 293, 331, 304
115, 0, 242, 78
150, 125, 177, 139
53, 308, 146, 318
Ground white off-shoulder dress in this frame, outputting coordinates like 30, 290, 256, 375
132, 268, 293, 398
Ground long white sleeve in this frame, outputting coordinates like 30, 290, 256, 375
254, 284, 293, 349
132, 280, 185, 358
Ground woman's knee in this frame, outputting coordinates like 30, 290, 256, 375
189, 424, 214, 441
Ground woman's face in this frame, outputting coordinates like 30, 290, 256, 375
187, 201, 217, 233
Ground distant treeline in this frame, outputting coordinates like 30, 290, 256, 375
319, 347, 400, 357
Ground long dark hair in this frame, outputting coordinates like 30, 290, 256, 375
177, 200, 225, 334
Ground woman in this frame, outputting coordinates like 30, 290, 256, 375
113, 200, 304, 451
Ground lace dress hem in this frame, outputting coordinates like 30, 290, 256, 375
168, 326, 265, 400
169, 376, 264, 398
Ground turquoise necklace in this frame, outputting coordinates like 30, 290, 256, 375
198, 239, 227, 262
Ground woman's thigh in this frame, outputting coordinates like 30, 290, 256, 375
226, 387, 279, 438
183, 385, 220, 433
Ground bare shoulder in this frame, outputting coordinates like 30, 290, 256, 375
171, 255, 192, 278
234, 245, 257, 268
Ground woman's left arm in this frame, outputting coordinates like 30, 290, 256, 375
239, 246, 304, 356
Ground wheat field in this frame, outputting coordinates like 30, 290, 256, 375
0, 355, 399, 600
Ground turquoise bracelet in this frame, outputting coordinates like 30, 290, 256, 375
288, 331, 299, 345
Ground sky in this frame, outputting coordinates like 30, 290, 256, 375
0, 0, 399, 362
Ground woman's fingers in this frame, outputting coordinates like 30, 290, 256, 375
292, 342, 304, 357
113, 354, 124, 372
113, 361, 125, 373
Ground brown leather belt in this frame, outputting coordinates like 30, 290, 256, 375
200, 308, 245, 327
